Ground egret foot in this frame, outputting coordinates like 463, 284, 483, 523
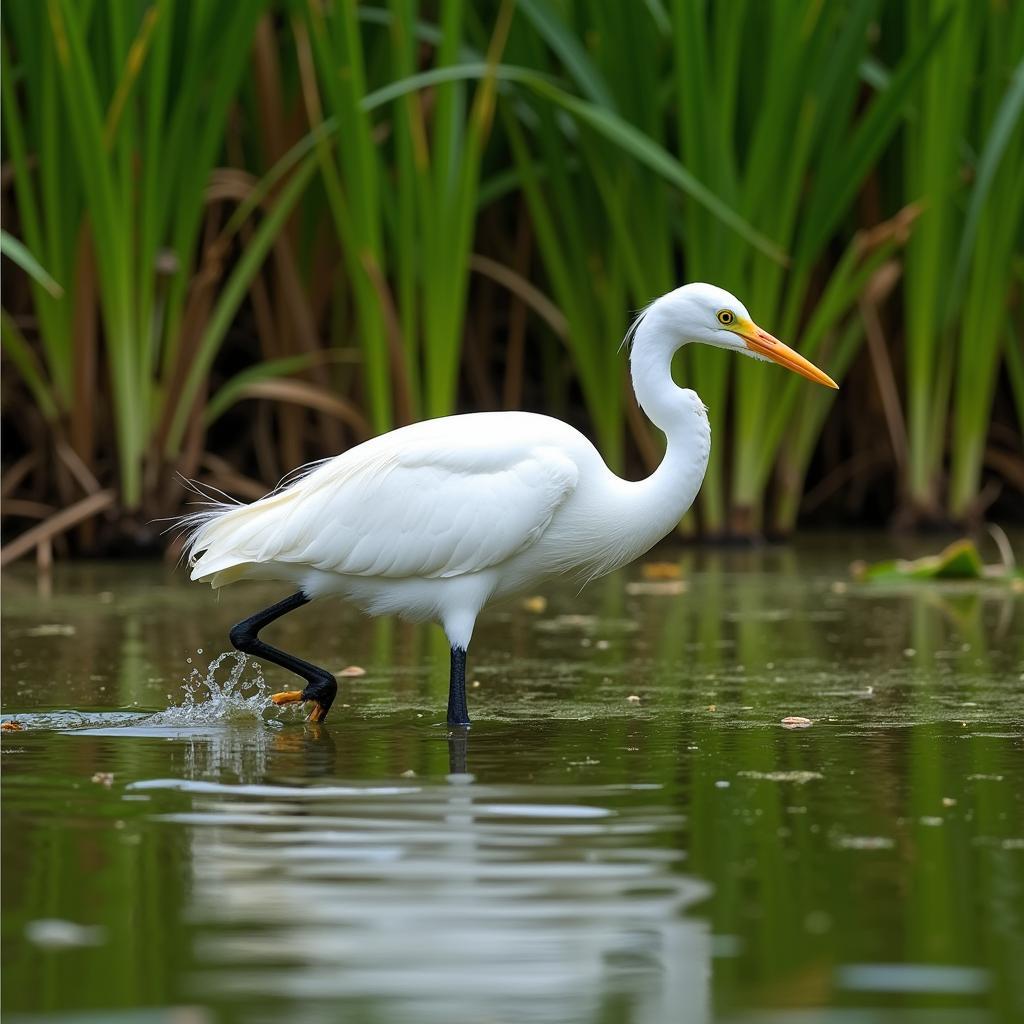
299, 670, 337, 722
270, 689, 330, 722
269, 671, 336, 722
269, 688, 322, 721
271, 690, 304, 706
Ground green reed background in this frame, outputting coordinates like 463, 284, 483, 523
1, 0, 1022, 556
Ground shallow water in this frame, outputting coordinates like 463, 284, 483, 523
2, 536, 1022, 1023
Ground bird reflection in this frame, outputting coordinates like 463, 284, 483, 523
447, 726, 469, 775
165, 749, 711, 1023
269, 721, 471, 777
268, 720, 338, 776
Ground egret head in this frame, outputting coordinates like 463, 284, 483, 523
661, 282, 838, 389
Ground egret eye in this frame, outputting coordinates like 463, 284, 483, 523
717, 310, 735, 326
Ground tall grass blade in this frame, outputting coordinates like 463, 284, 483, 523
1, 231, 63, 297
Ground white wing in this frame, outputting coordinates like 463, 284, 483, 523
187, 429, 579, 583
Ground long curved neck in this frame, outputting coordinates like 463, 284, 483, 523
631, 305, 688, 433
626, 303, 711, 537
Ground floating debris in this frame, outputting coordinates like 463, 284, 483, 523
337, 666, 367, 678
834, 835, 895, 850
738, 770, 823, 784
626, 580, 687, 596
26, 624, 76, 637
804, 910, 832, 935
626, 694, 641, 704
26, 919, 105, 950
852, 537, 1021, 583
942, 797, 957, 808
535, 613, 598, 632
641, 561, 682, 580
1, 720, 23, 732
706, 704, 717, 712
91, 772, 114, 787
400, 769, 417, 778
837, 963, 990, 994
520, 595, 547, 613
781, 716, 813, 729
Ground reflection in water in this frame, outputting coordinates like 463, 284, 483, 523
2, 542, 1022, 1022
447, 726, 469, 775
132, 761, 710, 1024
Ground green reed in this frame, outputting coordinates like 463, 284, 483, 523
902, 0, 1024, 523
1, 2, 311, 515
502, 0, 945, 533
946, 15, 1024, 521
504, 0, 775, 474
294, 0, 517, 430
2, 1, 1020, 552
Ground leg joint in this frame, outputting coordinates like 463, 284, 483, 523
229, 622, 256, 652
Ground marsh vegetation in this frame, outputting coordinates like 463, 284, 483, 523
2, 2, 1022, 559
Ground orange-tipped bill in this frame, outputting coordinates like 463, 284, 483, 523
738, 321, 838, 389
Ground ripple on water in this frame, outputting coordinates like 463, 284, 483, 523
133, 775, 709, 1023
2, 651, 285, 736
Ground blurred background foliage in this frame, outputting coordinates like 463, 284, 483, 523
1, 0, 1022, 559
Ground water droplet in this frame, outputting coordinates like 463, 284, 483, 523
144, 651, 276, 727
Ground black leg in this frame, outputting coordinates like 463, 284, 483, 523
229, 592, 338, 722
447, 646, 470, 727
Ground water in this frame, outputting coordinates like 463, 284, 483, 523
2, 536, 1022, 1023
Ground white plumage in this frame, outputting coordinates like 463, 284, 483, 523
190, 419, 579, 587
185, 283, 836, 723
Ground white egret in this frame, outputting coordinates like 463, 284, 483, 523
185, 283, 836, 724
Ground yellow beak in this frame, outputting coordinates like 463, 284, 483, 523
737, 319, 838, 389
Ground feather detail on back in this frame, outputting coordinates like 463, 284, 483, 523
182, 426, 579, 587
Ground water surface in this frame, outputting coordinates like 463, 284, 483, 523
3, 537, 1022, 1023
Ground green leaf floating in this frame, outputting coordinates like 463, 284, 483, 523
853, 539, 1022, 583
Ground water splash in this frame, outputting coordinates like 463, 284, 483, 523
1, 653, 287, 735
146, 650, 278, 727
